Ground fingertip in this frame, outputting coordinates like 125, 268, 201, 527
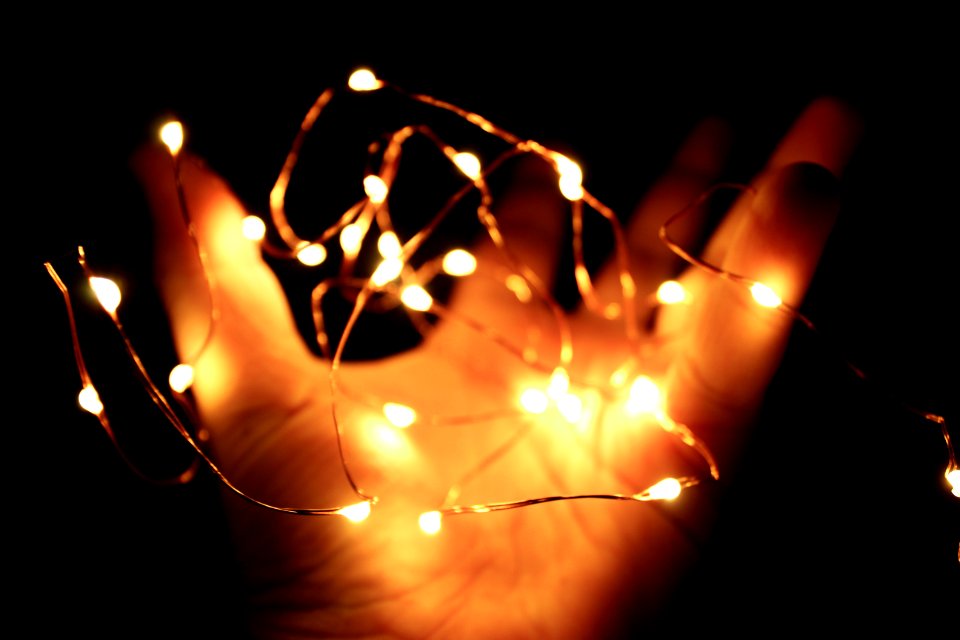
672, 116, 733, 178
770, 96, 863, 177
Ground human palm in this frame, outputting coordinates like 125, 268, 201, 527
134, 97, 859, 638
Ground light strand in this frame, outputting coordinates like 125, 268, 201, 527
47, 68, 958, 537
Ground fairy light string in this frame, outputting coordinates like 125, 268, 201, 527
47, 68, 959, 538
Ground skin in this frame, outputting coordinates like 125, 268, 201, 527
133, 97, 860, 639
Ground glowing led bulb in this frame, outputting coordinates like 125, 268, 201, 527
442, 249, 477, 276
337, 501, 371, 523
626, 376, 661, 415
340, 223, 364, 254
750, 282, 782, 308
297, 243, 328, 266
400, 285, 433, 312
241, 215, 267, 241
504, 274, 532, 303
419, 511, 442, 535
453, 151, 482, 180
947, 469, 960, 498
159, 121, 184, 156
371, 257, 403, 286
168, 363, 194, 393
377, 231, 402, 259
557, 393, 584, 424
648, 477, 683, 501
547, 368, 570, 400
348, 68, 382, 91
656, 280, 687, 305
78, 385, 103, 416
519, 388, 549, 414
383, 402, 416, 428
89, 277, 121, 315
363, 175, 389, 204
553, 153, 584, 201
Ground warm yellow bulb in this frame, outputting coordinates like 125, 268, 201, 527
363, 175, 389, 204
750, 282, 782, 308
947, 469, 960, 498
626, 375, 662, 415
553, 153, 584, 201
400, 285, 433, 312
340, 223, 364, 254
452, 152, 482, 180
557, 393, 583, 424
558, 175, 584, 201
168, 363, 194, 393
371, 258, 403, 286
348, 68, 382, 91
383, 402, 416, 428
648, 477, 682, 501
656, 280, 687, 305
337, 501, 372, 523
89, 276, 121, 315
159, 121, 184, 156
78, 385, 103, 415
442, 249, 477, 276
419, 511, 442, 535
519, 388, 549, 414
504, 274, 532, 303
377, 231, 402, 259
297, 243, 328, 266
547, 368, 570, 400
241, 215, 267, 241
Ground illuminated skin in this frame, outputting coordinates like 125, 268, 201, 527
134, 99, 859, 638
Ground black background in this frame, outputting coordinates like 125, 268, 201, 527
17, 19, 958, 638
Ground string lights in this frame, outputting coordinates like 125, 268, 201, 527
46, 68, 958, 541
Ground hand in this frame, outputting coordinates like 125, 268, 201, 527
133, 96, 859, 638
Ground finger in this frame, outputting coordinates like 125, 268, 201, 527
663, 162, 841, 469
590, 118, 731, 311
438, 155, 568, 347
132, 144, 321, 427
656, 98, 861, 337
701, 97, 861, 267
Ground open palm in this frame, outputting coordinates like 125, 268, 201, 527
134, 97, 859, 639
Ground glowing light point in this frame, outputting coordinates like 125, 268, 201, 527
453, 152, 482, 180
626, 376, 662, 416
750, 282, 782, 308
363, 175, 389, 204
78, 385, 103, 416
89, 277, 121, 315
520, 388, 549, 414
340, 223, 364, 254
297, 243, 328, 267
383, 402, 417, 428
400, 285, 433, 312
557, 393, 584, 424
505, 274, 532, 303
337, 501, 371, 523
371, 257, 403, 286
377, 231, 402, 259
168, 364, 194, 393
553, 153, 584, 201
547, 368, 570, 400
348, 68, 383, 92
241, 215, 267, 241
419, 511, 442, 535
648, 477, 683, 501
657, 280, 687, 305
159, 121, 184, 156
442, 249, 477, 276
947, 469, 960, 498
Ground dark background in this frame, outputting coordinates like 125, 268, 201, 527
17, 22, 957, 638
